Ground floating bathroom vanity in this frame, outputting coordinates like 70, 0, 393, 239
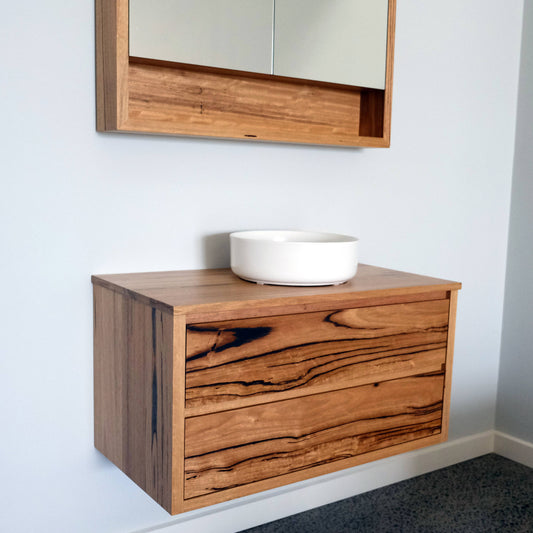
92, 265, 460, 514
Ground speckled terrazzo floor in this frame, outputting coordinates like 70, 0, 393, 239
239, 454, 533, 533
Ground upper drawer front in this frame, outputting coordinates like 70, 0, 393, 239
184, 372, 444, 500
186, 299, 450, 414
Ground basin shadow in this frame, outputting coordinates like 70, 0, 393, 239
202, 233, 232, 269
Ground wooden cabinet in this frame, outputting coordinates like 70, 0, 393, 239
92, 265, 460, 514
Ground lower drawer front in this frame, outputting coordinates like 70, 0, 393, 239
184, 373, 444, 500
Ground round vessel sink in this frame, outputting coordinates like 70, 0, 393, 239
230, 230, 358, 286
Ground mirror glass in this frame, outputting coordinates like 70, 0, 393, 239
129, 0, 274, 74
129, 0, 389, 88
274, 0, 388, 89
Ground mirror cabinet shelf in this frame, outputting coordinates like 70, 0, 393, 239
96, 0, 396, 147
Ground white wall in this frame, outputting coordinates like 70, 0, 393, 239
496, 0, 533, 441
0, 1, 524, 532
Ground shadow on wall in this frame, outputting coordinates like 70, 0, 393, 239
202, 233, 232, 268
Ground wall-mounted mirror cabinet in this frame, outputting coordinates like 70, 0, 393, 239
96, 0, 396, 147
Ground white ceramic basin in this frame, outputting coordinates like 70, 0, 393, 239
230, 230, 358, 286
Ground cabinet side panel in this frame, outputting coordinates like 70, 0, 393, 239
94, 285, 127, 468
125, 300, 174, 512
171, 314, 186, 515
93, 285, 174, 512
440, 290, 458, 440
359, 90, 385, 138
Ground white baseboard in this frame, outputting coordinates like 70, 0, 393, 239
494, 430, 533, 468
133, 430, 498, 533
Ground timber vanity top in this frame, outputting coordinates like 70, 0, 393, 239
92, 265, 461, 514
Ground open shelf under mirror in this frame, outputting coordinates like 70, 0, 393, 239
96, 0, 396, 147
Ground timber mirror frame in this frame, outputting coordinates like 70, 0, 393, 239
96, 0, 396, 147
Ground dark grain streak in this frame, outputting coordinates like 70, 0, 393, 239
186, 325, 272, 362
151, 308, 158, 447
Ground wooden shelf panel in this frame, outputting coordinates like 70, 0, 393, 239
124, 60, 373, 146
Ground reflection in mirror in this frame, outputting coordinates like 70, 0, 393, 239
129, 0, 389, 88
129, 0, 274, 74
274, 0, 389, 89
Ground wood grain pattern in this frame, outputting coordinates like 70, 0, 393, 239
184, 373, 444, 499
182, 431, 445, 512
92, 264, 461, 320
124, 60, 366, 146
95, 0, 396, 147
93, 284, 175, 513
185, 300, 449, 415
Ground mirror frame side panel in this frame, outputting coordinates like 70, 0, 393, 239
358, 0, 396, 145
383, 0, 397, 146
96, 0, 129, 131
